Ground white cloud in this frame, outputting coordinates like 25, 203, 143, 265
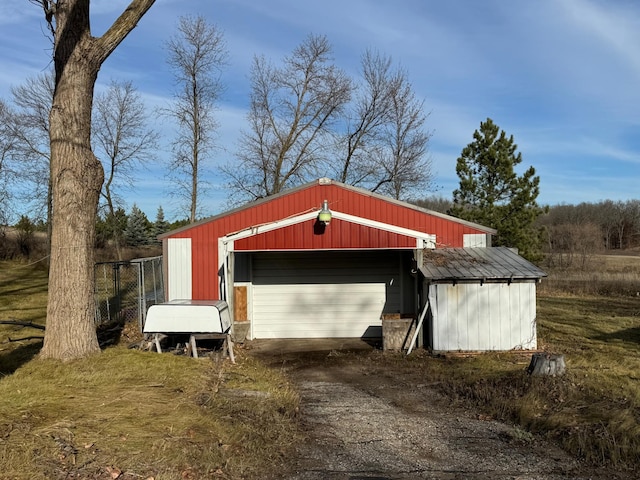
561, 0, 640, 78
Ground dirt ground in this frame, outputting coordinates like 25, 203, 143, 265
247, 339, 632, 480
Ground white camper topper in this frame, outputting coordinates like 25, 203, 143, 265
143, 299, 231, 334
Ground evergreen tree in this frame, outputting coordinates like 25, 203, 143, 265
450, 118, 546, 260
96, 207, 127, 249
151, 206, 170, 244
15, 215, 35, 257
124, 204, 150, 247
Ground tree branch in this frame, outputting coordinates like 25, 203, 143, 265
7, 336, 45, 343
94, 0, 157, 64
0, 320, 46, 330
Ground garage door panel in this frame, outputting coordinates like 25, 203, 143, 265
252, 282, 385, 339
253, 284, 388, 302
251, 251, 401, 339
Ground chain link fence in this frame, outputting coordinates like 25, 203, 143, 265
94, 256, 164, 330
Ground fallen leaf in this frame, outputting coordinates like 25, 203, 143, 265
106, 466, 122, 479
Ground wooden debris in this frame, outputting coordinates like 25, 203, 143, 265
0, 320, 45, 330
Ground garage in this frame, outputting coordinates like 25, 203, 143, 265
159, 178, 503, 347
250, 251, 409, 339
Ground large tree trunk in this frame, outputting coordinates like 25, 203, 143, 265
41, 79, 103, 358
40, 11, 103, 359
39, 0, 156, 360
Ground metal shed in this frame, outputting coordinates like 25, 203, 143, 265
418, 247, 547, 352
158, 178, 496, 341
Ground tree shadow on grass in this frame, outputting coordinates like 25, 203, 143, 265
0, 323, 126, 378
595, 327, 640, 345
0, 320, 141, 378
0, 340, 43, 376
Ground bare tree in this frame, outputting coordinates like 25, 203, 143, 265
29, 0, 157, 360
227, 40, 431, 202
334, 50, 433, 199
0, 99, 18, 226
164, 15, 227, 223
336, 50, 395, 187
542, 200, 640, 253
410, 195, 453, 214
613, 201, 628, 249
226, 34, 351, 201
10, 71, 55, 234
627, 200, 640, 248
93, 80, 158, 260
544, 222, 601, 270
598, 200, 618, 249
372, 70, 432, 199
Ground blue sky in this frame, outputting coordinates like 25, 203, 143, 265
1, 0, 639, 221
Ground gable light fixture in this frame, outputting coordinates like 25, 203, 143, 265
318, 199, 332, 225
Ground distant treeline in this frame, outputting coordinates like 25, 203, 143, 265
0, 205, 187, 262
414, 196, 640, 259
6, 196, 639, 264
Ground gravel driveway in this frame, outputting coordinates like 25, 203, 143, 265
248, 340, 627, 480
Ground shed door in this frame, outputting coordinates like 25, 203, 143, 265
251, 251, 402, 339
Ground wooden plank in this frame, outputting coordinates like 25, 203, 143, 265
188, 333, 236, 364
234, 286, 248, 321
190, 335, 198, 358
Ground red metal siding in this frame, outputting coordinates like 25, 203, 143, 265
165, 181, 490, 300
235, 219, 418, 250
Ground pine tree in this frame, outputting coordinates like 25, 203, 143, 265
151, 206, 170, 244
450, 118, 546, 260
124, 204, 150, 247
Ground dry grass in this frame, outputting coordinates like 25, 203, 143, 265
337, 253, 640, 469
0, 349, 300, 479
0, 261, 301, 480
540, 254, 640, 296
3, 255, 640, 474
416, 254, 640, 469
0, 260, 49, 374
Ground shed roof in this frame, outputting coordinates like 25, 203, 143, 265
420, 247, 547, 282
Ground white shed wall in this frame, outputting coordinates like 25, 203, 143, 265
428, 282, 537, 351
167, 238, 192, 301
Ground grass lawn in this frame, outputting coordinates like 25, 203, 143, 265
410, 291, 640, 469
1, 258, 639, 475
0, 261, 48, 374
0, 262, 300, 479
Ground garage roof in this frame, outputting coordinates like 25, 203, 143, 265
420, 247, 547, 282
159, 178, 497, 240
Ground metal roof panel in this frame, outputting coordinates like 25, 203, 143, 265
420, 247, 547, 281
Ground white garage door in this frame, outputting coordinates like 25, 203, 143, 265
251, 251, 403, 339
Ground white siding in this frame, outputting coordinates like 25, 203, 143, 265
429, 282, 536, 351
167, 238, 192, 301
463, 234, 487, 248
251, 251, 405, 339
253, 283, 385, 338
